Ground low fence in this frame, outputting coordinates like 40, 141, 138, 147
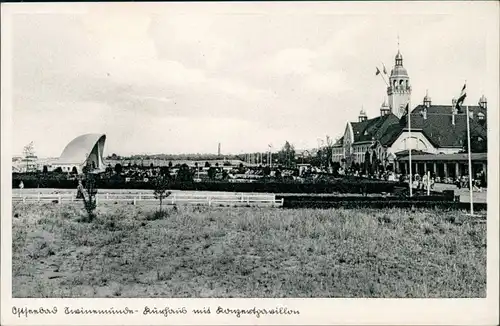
12, 192, 284, 207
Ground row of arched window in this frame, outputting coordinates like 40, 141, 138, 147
392, 79, 410, 88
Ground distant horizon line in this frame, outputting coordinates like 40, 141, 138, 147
13, 148, 319, 160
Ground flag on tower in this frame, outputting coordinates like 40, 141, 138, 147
456, 83, 467, 112
375, 67, 381, 76
382, 63, 387, 74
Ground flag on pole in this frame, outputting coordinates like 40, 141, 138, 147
456, 83, 467, 112
403, 102, 409, 116
375, 67, 381, 76
399, 102, 410, 127
382, 63, 387, 74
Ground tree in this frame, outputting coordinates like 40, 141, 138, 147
176, 163, 194, 183
22, 141, 36, 172
36, 171, 48, 188
275, 169, 282, 180
168, 161, 173, 168
461, 128, 487, 153
78, 166, 98, 222
324, 135, 335, 170
277, 141, 296, 167
153, 175, 171, 214
311, 149, 323, 168
42, 165, 48, 174
205, 161, 211, 168
207, 166, 216, 180
160, 166, 170, 178
114, 163, 123, 175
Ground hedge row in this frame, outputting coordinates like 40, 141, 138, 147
281, 200, 460, 209
276, 194, 455, 203
12, 178, 407, 194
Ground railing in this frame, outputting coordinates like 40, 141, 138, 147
12, 192, 284, 207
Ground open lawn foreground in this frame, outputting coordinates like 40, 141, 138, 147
12, 203, 486, 298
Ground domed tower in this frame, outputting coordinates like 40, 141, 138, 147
387, 49, 411, 118
358, 108, 367, 122
478, 95, 487, 109
423, 90, 431, 108
380, 97, 390, 116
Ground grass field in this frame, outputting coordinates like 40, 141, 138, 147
12, 202, 486, 298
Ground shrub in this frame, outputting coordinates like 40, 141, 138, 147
146, 210, 169, 221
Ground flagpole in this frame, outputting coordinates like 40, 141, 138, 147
408, 101, 413, 197
466, 105, 474, 215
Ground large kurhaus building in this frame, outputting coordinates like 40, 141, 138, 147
332, 49, 488, 179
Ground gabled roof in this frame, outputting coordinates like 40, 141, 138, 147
335, 103, 487, 151
351, 114, 400, 144
333, 136, 344, 147
379, 123, 404, 146
402, 105, 487, 148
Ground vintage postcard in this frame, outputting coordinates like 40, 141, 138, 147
1, 1, 499, 325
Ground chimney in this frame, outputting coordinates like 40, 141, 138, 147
420, 107, 427, 120
451, 98, 457, 125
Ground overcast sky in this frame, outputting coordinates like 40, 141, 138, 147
4, 2, 499, 157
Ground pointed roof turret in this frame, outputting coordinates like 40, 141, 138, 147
358, 107, 368, 122
423, 90, 432, 107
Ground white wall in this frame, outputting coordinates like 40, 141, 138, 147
388, 131, 436, 154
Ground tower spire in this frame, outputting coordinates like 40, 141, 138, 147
397, 33, 400, 52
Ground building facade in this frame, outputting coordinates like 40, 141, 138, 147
332, 48, 488, 178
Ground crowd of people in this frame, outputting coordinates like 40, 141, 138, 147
336, 164, 487, 192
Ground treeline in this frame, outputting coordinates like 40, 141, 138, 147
107, 153, 245, 161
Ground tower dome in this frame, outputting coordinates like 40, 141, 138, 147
478, 95, 487, 109
423, 90, 431, 107
394, 50, 404, 67
395, 50, 403, 62
380, 98, 390, 116
388, 46, 411, 119
358, 108, 367, 122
